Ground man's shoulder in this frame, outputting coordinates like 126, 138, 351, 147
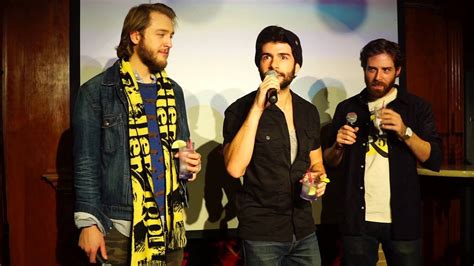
399, 89, 432, 109
292, 91, 315, 105
342, 90, 366, 107
167, 77, 184, 94
80, 61, 120, 91
225, 90, 257, 114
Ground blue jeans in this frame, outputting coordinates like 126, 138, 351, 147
343, 222, 421, 266
242, 232, 321, 266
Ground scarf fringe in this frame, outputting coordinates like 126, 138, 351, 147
168, 221, 187, 250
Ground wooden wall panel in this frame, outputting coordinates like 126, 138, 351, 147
1, 2, 5, 264
2, 0, 75, 265
404, 4, 449, 138
404, 1, 465, 265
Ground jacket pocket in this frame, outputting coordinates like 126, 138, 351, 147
102, 114, 124, 154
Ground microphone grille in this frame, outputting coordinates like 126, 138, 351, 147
346, 112, 357, 124
265, 70, 277, 77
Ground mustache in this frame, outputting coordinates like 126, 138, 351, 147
371, 81, 385, 86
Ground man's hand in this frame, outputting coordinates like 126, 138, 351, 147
378, 108, 406, 138
78, 225, 107, 263
336, 124, 359, 146
254, 73, 280, 111
175, 151, 202, 181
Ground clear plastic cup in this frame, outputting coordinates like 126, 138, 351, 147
178, 141, 194, 180
300, 172, 318, 201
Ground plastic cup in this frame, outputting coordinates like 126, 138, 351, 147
374, 107, 386, 136
300, 172, 318, 201
178, 142, 194, 180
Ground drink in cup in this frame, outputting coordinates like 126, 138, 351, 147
172, 139, 195, 180
300, 172, 318, 201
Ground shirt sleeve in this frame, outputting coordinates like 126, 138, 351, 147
74, 212, 106, 234
223, 101, 247, 145
416, 100, 443, 171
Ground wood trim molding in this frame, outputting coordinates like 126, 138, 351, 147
42, 168, 73, 192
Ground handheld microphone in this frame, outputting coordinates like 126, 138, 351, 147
265, 70, 278, 104
346, 112, 357, 126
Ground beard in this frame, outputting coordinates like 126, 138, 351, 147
137, 39, 167, 73
366, 76, 397, 100
259, 67, 296, 90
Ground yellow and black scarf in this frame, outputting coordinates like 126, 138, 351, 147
119, 60, 186, 265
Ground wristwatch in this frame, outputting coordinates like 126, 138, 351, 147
402, 127, 413, 140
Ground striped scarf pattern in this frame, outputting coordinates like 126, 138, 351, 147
119, 60, 186, 265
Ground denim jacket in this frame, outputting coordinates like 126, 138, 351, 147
73, 60, 190, 231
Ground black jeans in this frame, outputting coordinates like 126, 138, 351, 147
343, 222, 421, 266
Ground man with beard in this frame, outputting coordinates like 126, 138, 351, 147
73, 3, 201, 265
323, 38, 442, 265
223, 25, 327, 265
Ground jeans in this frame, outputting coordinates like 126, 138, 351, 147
242, 232, 321, 266
343, 222, 421, 266
103, 226, 183, 265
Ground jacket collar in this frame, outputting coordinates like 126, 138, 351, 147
102, 59, 123, 87
357, 84, 409, 106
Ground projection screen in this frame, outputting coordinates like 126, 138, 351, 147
80, 0, 398, 232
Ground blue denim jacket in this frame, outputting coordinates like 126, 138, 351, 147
73, 60, 190, 231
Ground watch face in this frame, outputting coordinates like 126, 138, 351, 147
405, 127, 413, 138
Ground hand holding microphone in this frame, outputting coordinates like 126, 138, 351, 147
265, 70, 278, 104
336, 112, 359, 148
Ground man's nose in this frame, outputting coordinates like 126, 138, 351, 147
164, 36, 173, 48
270, 58, 279, 70
375, 70, 382, 80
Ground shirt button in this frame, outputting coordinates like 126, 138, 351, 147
104, 121, 110, 126
361, 206, 365, 210
360, 165, 364, 168
266, 135, 270, 140
362, 143, 366, 146
360, 186, 363, 190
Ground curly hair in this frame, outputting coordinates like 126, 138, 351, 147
359, 38, 403, 69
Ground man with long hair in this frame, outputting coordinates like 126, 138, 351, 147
73, 3, 201, 265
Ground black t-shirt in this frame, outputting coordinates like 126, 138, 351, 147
223, 90, 321, 242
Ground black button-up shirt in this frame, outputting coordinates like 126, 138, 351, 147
328, 87, 442, 240
223, 90, 321, 242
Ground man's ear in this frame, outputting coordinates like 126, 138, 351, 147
295, 63, 301, 74
130, 31, 141, 45
396, 66, 402, 77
